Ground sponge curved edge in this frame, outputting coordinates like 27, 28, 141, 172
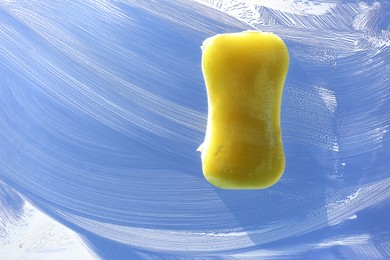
199, 31, 289, 189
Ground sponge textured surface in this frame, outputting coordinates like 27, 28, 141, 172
200, 31, 289, 189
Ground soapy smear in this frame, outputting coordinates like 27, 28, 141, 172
1, 0, 389, 258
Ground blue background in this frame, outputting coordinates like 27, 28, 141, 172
1, 0, 389, 259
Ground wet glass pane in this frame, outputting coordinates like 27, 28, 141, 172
1, 1, 389, 259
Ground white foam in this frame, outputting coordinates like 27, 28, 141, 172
316, 86, 337, 113
249, 0, 335, 15
0, 202, 99, 260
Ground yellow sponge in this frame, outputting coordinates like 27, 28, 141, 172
198, 31, 289, 189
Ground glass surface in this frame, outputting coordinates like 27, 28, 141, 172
1, 0, 389, 259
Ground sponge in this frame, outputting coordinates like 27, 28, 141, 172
198, 31, 289, 189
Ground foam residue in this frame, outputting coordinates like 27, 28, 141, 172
248, 0, 336, 15
0, 185, 99, 260
316, 86, 337, 113
231, 234, 381, 258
